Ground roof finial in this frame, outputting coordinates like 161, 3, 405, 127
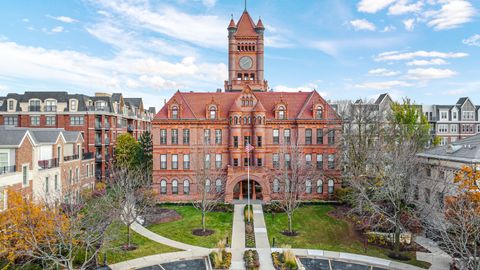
244, 0, 247, 11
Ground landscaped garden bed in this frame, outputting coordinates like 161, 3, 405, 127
209, 240, 232, 270
272, 248, 298, 270
243, 249, 260, 270
244, 205, 256, 248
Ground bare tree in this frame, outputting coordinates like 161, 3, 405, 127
191, 145, 227, 234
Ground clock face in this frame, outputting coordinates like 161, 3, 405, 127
239, 56, 253, 70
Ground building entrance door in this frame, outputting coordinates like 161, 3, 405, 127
233, 180, 263, 201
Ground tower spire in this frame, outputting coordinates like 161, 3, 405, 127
244, 0, 247, 11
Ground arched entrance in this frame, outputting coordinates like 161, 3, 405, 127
233, 180, 263, 201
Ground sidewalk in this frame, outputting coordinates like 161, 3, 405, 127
415, 236, 452, 270
230, 204, 246, 270
252, 204, 275, 270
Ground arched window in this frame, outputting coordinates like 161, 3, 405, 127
248, 117, 251, 124
183, 180, 190, 195
215, 179, 222, 193
278, 106, 286, 120
273, 179, 280, 193
205, 179, 211, 192
328, 179, 334, 194
172, 180, 178, 194
209, 106, 217, 120
243, 116, 247, 125
172, 106, 179, 119
230, 117, 232, 124
160, 180, 167, 194
306, 180, 312, 194
316, 106, 323, 119
317, 180, 323, 194
234, 116, 238, 125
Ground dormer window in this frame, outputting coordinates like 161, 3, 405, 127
70, 99, 78, 111
316, 106, 323, 119
278, 106, 286, 120
95, 101, 106, 111
209, 106, 217, 120
172, 106, 179, 119
7, 100, 14, 111
45, 100, 57, 112
29, 99, 40, 112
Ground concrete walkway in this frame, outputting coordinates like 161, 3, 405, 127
109, 250, 211, 270
230, 204, 246, 270
415, 236, 452, 270
252, 204, 275, 270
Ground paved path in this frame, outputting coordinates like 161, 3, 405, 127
109, 250, 211, 270
415, 236, 452, 270
252, 204, 275, 270
230, 204, 246, 270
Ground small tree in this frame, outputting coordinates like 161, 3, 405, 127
191, 146, 227, 234
115, 133, 140, 170
138, 131, 153, 182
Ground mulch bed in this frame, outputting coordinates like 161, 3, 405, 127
192, 228, 215, 236
281, 230, 299, 237
143, 208, 182, 226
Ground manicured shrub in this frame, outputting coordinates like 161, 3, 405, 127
243, 249, 260, 270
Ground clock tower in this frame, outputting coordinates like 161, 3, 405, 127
225, 9, 268, 92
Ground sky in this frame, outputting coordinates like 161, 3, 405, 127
0, 0, 479, 108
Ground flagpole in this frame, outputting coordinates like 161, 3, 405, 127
247, 147, 251, 223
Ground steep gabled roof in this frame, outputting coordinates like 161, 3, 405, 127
253, 99, 266, 112
235, 11, 258, 36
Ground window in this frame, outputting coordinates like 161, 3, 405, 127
22, 165, 28, 186
0, 153, 7, 169
76, 168, 79, 182
284, 129, 291, 144
233, 136, 239, 148
160, 129, 167, 144
328, 179, 334, 194
204, 129, 211, 145
305, 154, 312, 167
215, 154, 222, 169
273, 179, 280, 193
204, 154, 210, 169
215, 179, 222, 193
273, 129, 279, 144
257, 136, 262, 147
440, 111, 448, 120
450, 125, 457, 133
45, 100, 56, 112
328, 130, 335, 145
305, 129, 312, 145
184, 180, 190, 195
306, 180, 312, 194
30, 116, 40, 126
426, 168, 431, 177
160, 154, 167, 170
46, 116, 56, 126
160, 180, 167, 194
70, 116, 84, 126
244, 158, 249, 166
172, 106, 179, 119
452, 111, 457, 120
183, 129, 190, 145
328, 154, 335, 169
317, 180, 323, 193
205, 179, 211, 192
69, 169, 73, 185
285, 154, 291, 169
172, 180, 178, 194
438, 124, 448, 133
257, 158, 262, 167
273, 154, 280, 168
316, 106, 323, 119
8, 100, 14, 111
209, 106, 217, 119
437, 192, 444, 208
233, 158, 239, 167
244, 136, 251, 146
70, 99, 77, 111
172, 155, 178, 170
463, 111, 474, 121
29, 100, 40, 111
215, 129, 222, 145
317, 129, 324, 144
171, 129, 178, 145
317, 154, 323, 169
183, 154, 190, 169
4, 116, 18, 126
278, 106, 286, 120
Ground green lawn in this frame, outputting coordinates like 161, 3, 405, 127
147, 205, 233, 248
264, 205, 431, 269
101, 223, 179, 265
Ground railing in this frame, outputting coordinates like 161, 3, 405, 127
128, 111, 136, 117
45, 105, 57, 112
29, 105, 41, 112
64, 154, 79, 162
95, 122, 102, 130
82, 152, 94, 160
87, 106, 108, 112
38, 158, 59, 170
0, 165, 16, 175
127, 125, 134, 132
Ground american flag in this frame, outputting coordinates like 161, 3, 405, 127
245, 144, 255, 153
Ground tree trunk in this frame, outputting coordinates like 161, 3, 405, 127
127, 223, 131, 248
288, 212, 293, 233
394, 224, 401, 257
202, 211, 206, 232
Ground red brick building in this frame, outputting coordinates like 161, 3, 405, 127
152, 9, 342, 203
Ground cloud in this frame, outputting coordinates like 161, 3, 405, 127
350, 19, 376, 31
311, 36, 405, 58
368, 68, 400, 76
355, 80, 413, 90
406, 68, 457, 80
406, 58, 448, 66
202, 0, 217, 8
22, 18, 29, 23
357, 0, 396, 13
403, 18, 415, 31
51, 26, 65, 33
47, 15, 78, 23
388, 0, 423, 15
375, 50, 468, 61
381, 25, 396, 32
274, 83, 327, 96
463, 34, 480, 46
425, 0, 476, 30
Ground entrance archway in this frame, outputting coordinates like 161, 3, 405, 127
233, 180, 263, 201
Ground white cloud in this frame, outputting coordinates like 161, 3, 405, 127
274, 83, 327, 96
388, 0, 423, 15
375, 50, 468, 61
368, 68, 400, 76
355, 80, 413, 90
311, 36, 405, 58
202, 0, 217, 8
381, 25, 396, 32
406, 68, 457, 80
403, 18, 415, 31
357, 0, 396, 13
406, 58, 448, 66
425, 0, 476, 30
47, 15, 78, 23
22, 18, 29, 23
463, 34, 480, 46
350, 19, 376, 31
51, 26, 64, 33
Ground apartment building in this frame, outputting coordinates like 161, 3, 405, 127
0, 92, 155, 180
0, 127, 95, 210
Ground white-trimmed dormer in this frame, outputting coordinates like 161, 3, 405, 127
6, 99, 16, 112
28, 98, 41, 112
439, 110, 449, 121
451, 107, 458, 121
45, 99, 57, 112
69, 98, 78, 112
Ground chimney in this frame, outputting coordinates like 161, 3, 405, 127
164, 99, 166, 105
217, 88, 222, 93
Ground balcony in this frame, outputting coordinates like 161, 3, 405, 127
127, 125, 134, 132
105, 153, 110, 160
38, 158, 59, 170
64, 154, 79, 162
95, 138, 102, 147
29, 105, 41, 112
82, 152, 94, 160
45, 105, 57, 112
0, 165, 16, 175
95, 122, 102, 130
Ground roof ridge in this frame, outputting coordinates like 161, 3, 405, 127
178, 92, 197, 119
296, 91, 315, 118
